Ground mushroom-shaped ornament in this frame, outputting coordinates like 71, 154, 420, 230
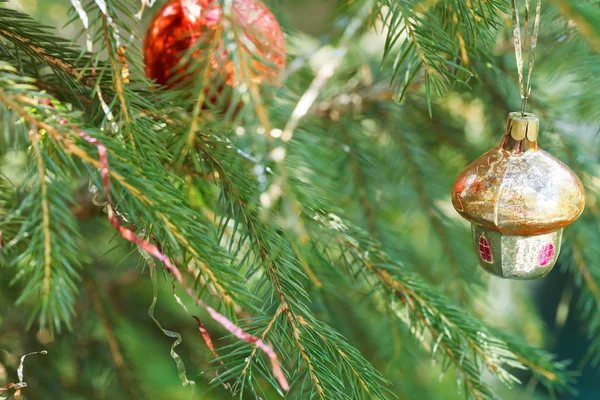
452, 113, 585, 279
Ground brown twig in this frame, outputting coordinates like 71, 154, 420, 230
29, 129, 52, 297
515, 354, 558, 382
101, 17, 135, 150
241, 304, 284, 377
0, 29, 95, 87
84, 277, 138, 397
571, 240, 600, 305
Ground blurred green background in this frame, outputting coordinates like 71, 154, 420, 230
1, 0, 599, 399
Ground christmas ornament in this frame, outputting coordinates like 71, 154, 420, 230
451, 0, 585, 279
143, 0, 285, 96
452, 113, 585, 279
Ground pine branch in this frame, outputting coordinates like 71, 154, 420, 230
240, 304, 285, 377
283, 195, 571, 399
0, 64, 291, 390
190, 117, 571, 398
196, 176, 372, 397
340, 239, 505, 400
29, 130, 52, 297
0, 26, 91, 85
1, 112, 84, 332
100, 14, 132, 135
339, 122, 379, 239
84, 276, 139, 397
548, 0, 600, 53
395, 126, 463, 294
0, 10, 239, 305
376, 0, 504, 105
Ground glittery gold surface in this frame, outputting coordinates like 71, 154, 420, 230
453, 113, 585, 236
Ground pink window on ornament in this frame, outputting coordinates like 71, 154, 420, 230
538, 243, 555, 266
478, 236, 493, 263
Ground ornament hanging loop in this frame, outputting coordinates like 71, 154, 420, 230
511, 0, 542, 116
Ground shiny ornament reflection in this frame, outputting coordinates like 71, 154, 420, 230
452, 113, 585, 279
143, 0, 285, 96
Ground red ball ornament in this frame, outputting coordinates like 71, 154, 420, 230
143, 0, 285, 95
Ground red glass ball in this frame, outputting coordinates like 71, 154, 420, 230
143, 0, 285, 93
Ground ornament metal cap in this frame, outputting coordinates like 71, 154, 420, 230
506, 112, 538, 142
452, 112, 585, 279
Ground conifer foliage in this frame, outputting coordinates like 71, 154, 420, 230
0, 0, 598, 399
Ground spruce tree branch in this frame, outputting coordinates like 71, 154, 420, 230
29, 128, 52, 297
3, 91, 235, 308
318, 209, 565, 393
195, 144, 340, 397
339, 123, 378, 239
290, 240, 322, 288
185, 25, 223, 153
344, 240, 500, 373
241, 304, 284, 377
92, 139, 286, 391
0, 28, 94, 87
464, 0, 483, 22
396, 129, 463, 298
101, 16, 134, 148
230, 26, 271, 136
158, 213, 233, 305
254, 258, 325, 394
514, 354, 558, 382
404, 18, 433, 77
253, 232, 325, 397
84, 276, 138, 398
343, 240, 489, 399
18, 99, 233, 307
571, 238, 600, 305
280, 302, 326, 399
263, 1, 373, 255
548, 0, 600, 54
297, 318, 372, 394
3, 95, 148, 202
0, 81, 289, 391
340, 229, 571, 393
